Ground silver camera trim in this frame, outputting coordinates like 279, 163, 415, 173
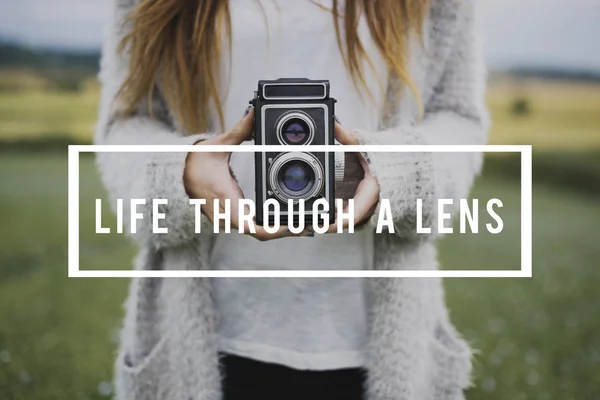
262, 82, 327, 101
334, 140, 345, 183
261, 104, 330, 216
275, 111, 315, 146
268, 152, 324, 203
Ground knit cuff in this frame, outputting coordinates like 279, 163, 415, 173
140, 132, 217, 249
354, 128, 438, 240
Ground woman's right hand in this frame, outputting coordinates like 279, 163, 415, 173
184, 107, 298, 241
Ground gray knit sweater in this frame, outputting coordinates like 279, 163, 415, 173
95, 0, 490, 399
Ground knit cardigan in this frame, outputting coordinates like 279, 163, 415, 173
95, 0, 490, 399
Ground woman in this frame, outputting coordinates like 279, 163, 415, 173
96, 0, 490, 399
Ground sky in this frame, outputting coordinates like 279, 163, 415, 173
0, 0, 599, 71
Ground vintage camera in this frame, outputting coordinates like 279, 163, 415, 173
251, 78, 344, 226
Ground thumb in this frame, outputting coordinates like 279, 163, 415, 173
334, 121, 360, 145
222, 106, 255, 145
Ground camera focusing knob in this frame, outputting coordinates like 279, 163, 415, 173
334, 140, 345, 183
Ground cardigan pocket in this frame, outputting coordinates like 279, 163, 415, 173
427, 320, 473, 399
115, 336, 171, 400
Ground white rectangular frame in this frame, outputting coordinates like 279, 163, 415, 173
68, 144, 532, 278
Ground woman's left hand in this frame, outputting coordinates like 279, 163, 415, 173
326, 121, 380, 233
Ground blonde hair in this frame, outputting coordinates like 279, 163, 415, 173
117, 0, 428, 134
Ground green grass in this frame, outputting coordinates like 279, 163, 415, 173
1, 154, 599, 399
444, 179, 600, 399
0, 154, 132, 400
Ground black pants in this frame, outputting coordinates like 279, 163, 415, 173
221, 353, 366, 400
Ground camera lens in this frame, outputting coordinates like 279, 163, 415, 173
279, 162, 314, 193
282, 120, 310, 145
276, 112, 314, 145
269, 152, 324, 202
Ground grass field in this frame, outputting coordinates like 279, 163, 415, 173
1, 69, 600, 399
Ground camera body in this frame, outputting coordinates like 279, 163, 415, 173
251, 78, 342, 226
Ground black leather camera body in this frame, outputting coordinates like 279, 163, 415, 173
250, 78, 343, 227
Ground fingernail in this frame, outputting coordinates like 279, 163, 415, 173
243, 105, 253, 117
334, 115, 342, 125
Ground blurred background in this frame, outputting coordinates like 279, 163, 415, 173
0, 0, 599, 399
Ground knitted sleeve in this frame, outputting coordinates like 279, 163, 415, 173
94, 0, 214, 249
356, 0, 491, 240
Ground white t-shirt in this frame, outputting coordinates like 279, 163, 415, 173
209, 0, 387, 370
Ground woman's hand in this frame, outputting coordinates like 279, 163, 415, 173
327, 121, 380, 233
184, 107, 296, 241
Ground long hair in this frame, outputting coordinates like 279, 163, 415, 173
117, 0, 428, 134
